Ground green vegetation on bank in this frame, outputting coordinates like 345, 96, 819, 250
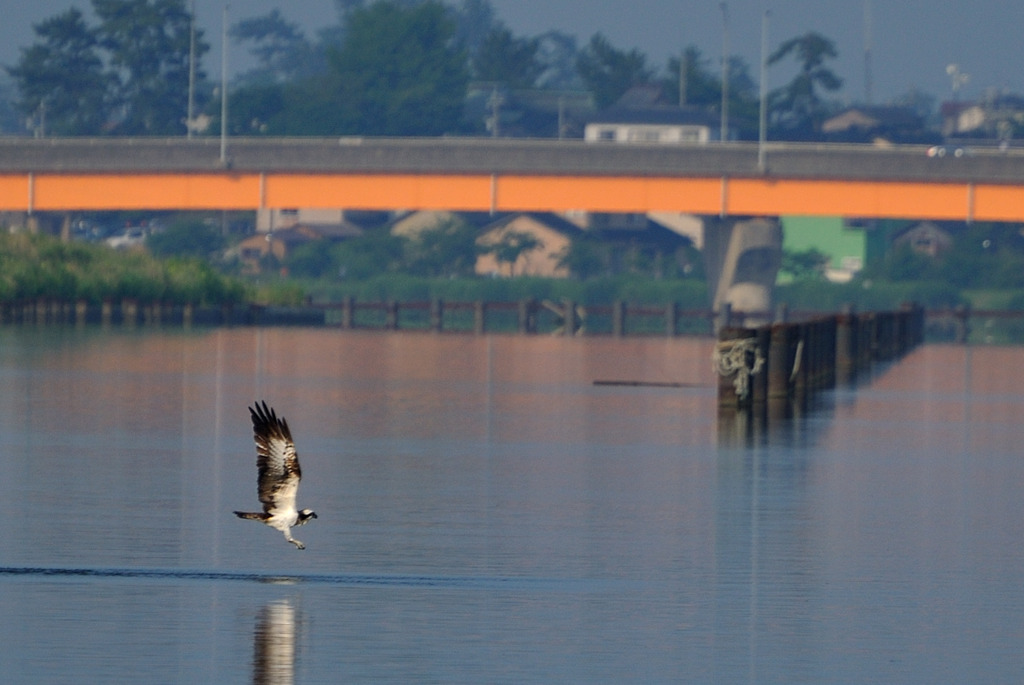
0, 232, 244, 305
776, 278, 965, 311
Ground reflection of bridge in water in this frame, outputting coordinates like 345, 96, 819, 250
5, 137, 1024, 320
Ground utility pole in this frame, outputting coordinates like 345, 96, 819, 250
187, 0, 196, 137
863, 0, 873, 104
678, 50, 688, 107
220, 4, 229, 165
758, 9, 770, 171
720, 2, 730, 142
487, 87, 503, 137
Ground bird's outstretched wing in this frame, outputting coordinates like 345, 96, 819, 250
249, 401, 301, 515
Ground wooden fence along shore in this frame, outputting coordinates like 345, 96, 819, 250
0, 297, 720, 335
713, 305, 927, 415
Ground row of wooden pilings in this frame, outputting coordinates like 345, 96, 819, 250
324, 297, 695, 336
0, 298, 230, 327
715, 304, 926, 412
0, 296, 708, 335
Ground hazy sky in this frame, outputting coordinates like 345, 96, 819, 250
2, 0, 1021, 105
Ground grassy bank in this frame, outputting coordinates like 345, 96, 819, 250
0, 232, 245, 305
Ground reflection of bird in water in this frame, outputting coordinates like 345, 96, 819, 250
234, 401, 317, 549
253, 600, 297, 685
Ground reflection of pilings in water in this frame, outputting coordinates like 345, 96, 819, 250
0, 297, 978, 343
715, 303, 926, 417
253, 600, 297, 685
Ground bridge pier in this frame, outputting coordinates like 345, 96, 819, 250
702, 216, 782, 331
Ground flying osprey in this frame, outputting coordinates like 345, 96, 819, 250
234, 401, 317, 550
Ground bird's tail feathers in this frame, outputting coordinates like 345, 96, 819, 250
234, 511, 269, 521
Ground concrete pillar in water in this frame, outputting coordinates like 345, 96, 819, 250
701, 216, 782, 331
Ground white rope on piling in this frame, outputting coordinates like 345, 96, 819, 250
712, 337, 765, 400
790, 339, 804, 382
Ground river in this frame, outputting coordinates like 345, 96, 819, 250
0, 326, 1021, 683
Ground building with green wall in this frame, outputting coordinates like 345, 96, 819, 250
781, 216, 866, 282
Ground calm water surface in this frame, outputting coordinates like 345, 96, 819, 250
0, 327, 1022, 683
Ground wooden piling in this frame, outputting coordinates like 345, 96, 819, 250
518, 298, 536, 334
665, 302, 678, 337
612, 300, 626, 337
835, 306, 856, 385
341, 296, 354, 329
718, 305, 925, 419
563, 300, 576, 336
385, 300, 399, 330
430, 298, 444, 332
473, 301, 486, 334
751, 326, 771, 404
767, 323, 791, 401
122, 299, 139, 327
716, 326, 759, 410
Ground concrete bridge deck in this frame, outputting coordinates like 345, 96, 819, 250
2, 137, 1024, 220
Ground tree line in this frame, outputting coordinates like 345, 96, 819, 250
6, 0, 851, 139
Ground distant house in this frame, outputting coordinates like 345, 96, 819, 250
475, 212, 696, 279
588, 217, 697, 277
237, 222, 363, 274
647, 212, 705, 250
258, 208, 339, 233
256, 208, 390, 234
390, 210, 470, 239
475, 213, 582, 278
583, 84, 726, 144
584, 106, 722, 144
821, 106, 925, 143
892, 221, 954, 258
940, 93, 1024, 142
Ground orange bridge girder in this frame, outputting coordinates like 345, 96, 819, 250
2, 172, 1022, 222
2, 137, 1024, 220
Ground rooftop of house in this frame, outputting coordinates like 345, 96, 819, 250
822, 106, 924, 133
481, 212, 586, 238
586, 84, 721, 128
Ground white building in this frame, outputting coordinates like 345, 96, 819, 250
583, 106, 724, 144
